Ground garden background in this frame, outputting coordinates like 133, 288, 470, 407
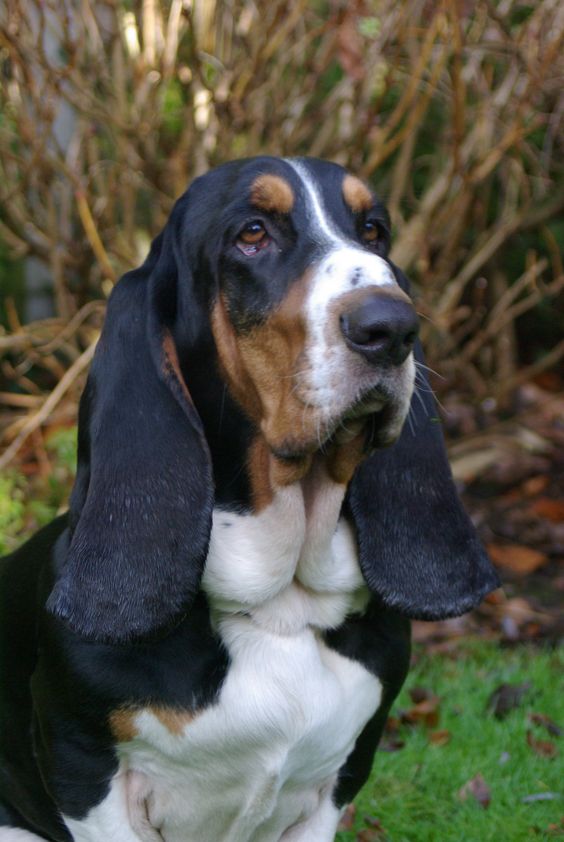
0, 1, 562, 839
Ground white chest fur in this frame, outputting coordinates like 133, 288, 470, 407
65, 473, 381, 842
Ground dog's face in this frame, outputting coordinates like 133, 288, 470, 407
202, 157, 418, 459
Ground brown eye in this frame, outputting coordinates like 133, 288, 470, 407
361, 220, 380, 243
239, 221, 266, 245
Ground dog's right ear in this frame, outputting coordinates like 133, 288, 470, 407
47, 199, 214, 644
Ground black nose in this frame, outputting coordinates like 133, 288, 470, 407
340, 294, 419, 366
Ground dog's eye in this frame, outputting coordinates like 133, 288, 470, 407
240, 221, 266, 243
361, 219, 380, 243
236, 221, 270, 256
360, 218, 389, 255
239, 221, 266, 244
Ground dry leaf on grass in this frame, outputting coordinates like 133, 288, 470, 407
458, 773, 491, 808
487, 682, 532, 719
528, 712, 562, 737
357, 821, 387, 842
401, 697, 441, 729
527, 730, 559, 758
429, 729, 451, 746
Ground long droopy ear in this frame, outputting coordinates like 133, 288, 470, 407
347, 267, 499, 619
47, 199, 213, 643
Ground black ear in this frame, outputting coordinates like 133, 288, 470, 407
347, 267, 499, 619
47, 203, 213, 643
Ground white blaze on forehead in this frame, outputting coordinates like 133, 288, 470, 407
284, 159, 400, 403
285, 158, 396, 289
285, 159, 342, 245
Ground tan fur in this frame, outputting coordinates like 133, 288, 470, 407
109, 707, 196, 742
250, 174, 294, 214
162, 330, 193, 405
342, 174, 373, 213
151, 707, 196, 735
212, 277, 390, 499
211, 280, 314, 455
109, 709, 138, 743
247, 437, 275, 511
325, 430, 368, 485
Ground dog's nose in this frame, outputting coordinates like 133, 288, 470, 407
340, 295, 419, 366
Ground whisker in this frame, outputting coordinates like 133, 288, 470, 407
414, 371, 437, 394
414, 360, 445, 380
412, 384, 431, 418
416, 311, 438, 327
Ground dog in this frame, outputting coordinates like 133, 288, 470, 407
0, 156, 499, 842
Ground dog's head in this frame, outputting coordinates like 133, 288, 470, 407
48, 157, 499, 642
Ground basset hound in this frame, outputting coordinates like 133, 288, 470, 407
0, 157, 499, 842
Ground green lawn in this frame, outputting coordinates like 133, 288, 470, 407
337, 642, 563, 842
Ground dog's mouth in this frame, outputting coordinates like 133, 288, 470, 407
342, 385, 389, 421
270, 384, 406, 462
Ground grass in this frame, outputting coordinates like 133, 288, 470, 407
0, 426, 76, 554
337, 642, 563, 842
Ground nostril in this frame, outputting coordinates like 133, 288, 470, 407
363, 328, 391, 347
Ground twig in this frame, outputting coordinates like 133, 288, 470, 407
0, 338, 98, 470
495, 338, 564, 399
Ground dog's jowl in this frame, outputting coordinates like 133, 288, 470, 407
0, 157, 499, 842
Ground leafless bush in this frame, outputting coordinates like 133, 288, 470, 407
0, 0, 563, 467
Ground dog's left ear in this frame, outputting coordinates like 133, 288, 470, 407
347, 267, 500, 619
47, 193, 214, 643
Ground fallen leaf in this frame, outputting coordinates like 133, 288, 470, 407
531, 498, 564, 523
409, 686, 435, 703
546, 817, 564, 836
401, 697, 440, 729
503, 597, 538, 620
378, 735, 405, 752
429, 729, 451, 746
529, 712, 562, 737
488, 543, 548, 575
357, 828, 386, 842
487, 682, 532, 719
527, 730, 558, 758
458, 773, 491, 808
384, 715, 400, 732
521, 475, 550, 496
484, 588, 506, 605
364, 815, 386, 830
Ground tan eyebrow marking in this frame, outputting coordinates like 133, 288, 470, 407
342, 174, 373, 213
250, 174, 295, 214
